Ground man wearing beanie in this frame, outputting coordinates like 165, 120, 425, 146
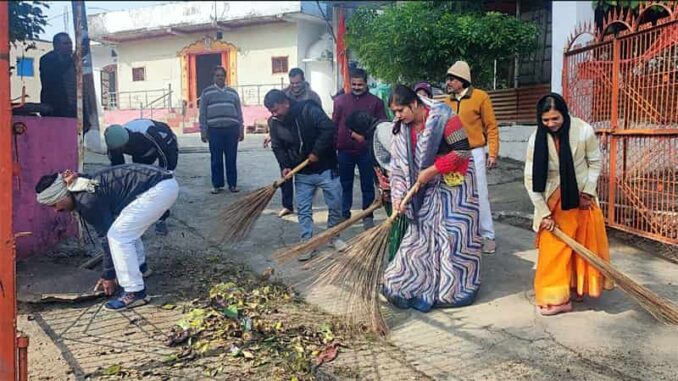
444, 60, 498, 254
104, 119, 178, 235
34, 164, 179, 310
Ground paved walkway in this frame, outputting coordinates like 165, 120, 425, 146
20, 134, 678, 380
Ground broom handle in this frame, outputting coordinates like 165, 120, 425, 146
552, 226, 678, 321
552, 227, 622, 281
387, 182, 421, 223
274, 159, 310, 188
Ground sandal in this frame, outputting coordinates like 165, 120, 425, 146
537, 301, 573, 316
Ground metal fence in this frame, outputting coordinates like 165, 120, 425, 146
107, 81, 286, 111
563, 12, 678, 245
232, 81, 286, 106
107, 87, 174, 111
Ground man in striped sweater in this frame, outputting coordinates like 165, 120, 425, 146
199, 66, 244, 194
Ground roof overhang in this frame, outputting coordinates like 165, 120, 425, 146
94, 16, 290, 44
88, 2, 324, 43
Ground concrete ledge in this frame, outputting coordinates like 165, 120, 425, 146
498, 124, 536, 163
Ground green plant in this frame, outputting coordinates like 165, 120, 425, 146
9, 1, 49, 48
592, 1, 670, 34
592, 0, 642, 14
345, 2, 538, 88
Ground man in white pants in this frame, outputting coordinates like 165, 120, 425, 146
443, 61, 498, 254
35, 164, 179, 310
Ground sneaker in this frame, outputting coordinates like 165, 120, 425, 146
482, 238, 496, 254
211, 187, 223, 194
104, 289, 150, 311
331, 238, 348, 252
277, 208, 294, 218
228, 186, 240, 193
363, 217, 375, 230
155, 221, 168, 236
139, 263, 153, 278
297, 249, 319, 262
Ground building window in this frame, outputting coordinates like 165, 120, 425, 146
16, 57, 34, 77
271, 56, 288, 74
132, 67, 146, 81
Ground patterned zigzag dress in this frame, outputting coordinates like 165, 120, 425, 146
383, 101, 482, 312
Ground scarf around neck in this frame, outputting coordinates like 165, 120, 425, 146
404, 98, 449, 219
532, 93, 579, 210
37, 173, 100, 205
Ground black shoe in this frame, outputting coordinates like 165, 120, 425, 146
155, 221, 168, 236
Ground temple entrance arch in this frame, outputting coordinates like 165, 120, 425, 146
179, 36, 237, 107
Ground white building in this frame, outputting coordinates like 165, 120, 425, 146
87, 1, 335, 116
9, 39, 52, 105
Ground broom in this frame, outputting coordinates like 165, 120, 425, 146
273, 197, 384, 264
211, 159, 310, 244
315, 182, 422, 335
552, 227, 678, 324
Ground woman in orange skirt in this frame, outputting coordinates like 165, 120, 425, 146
524, 93, 614, 316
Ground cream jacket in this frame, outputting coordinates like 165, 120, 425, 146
524, 117, 602, 232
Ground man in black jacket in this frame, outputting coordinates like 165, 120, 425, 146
104, 119, 179, 235
40, 33, 76, 118
35, 164, 179, 311
39, 32, 92, 131
105, 119, 178, 170
264, 89, 346, 261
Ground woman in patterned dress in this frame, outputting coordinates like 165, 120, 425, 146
383, 85, 482, 312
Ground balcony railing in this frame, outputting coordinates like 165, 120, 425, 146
105, 85, 173, 111
105, 81, 287, 111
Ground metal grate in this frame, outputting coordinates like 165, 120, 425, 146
564, 18, 678, 245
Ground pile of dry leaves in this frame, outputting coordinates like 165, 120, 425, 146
164, 273, 344, 380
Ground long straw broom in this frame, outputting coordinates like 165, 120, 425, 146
552, 227, 678, 324
210, 159, 310, 244
273, 198, 384, 264
313, 182, 422, 335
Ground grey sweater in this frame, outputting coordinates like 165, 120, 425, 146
198, 84, 244, 133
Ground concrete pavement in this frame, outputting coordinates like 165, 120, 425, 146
171, 134, 678, 380
19, 133, 677, 380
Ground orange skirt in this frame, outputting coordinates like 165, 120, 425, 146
534, 189, 615, 307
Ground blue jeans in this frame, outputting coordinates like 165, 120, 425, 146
294, 169, 343, 241
338, 150, 375, 219
208, 127, 239, 188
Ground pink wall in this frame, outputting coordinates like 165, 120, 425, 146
12, 116, 79, 259
242, 105, 271, 128
102, 105, 271, 135
102, 109, 171, 126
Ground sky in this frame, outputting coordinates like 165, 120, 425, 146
38, 1, 174, 41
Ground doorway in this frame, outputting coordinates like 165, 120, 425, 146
100, 64, 117, 110
179, 38, 237, 106
196, 53, 222, 99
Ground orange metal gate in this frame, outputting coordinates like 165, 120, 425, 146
563, 4, 678, 245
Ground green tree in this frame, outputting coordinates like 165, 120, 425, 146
592, 0, 642, 14
592, 0, 669, 32
10, 1, 49, 47
345, 2, 538, 88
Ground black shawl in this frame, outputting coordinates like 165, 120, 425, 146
532, 93, 579, 210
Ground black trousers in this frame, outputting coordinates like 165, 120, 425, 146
279, 163, 294, 211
